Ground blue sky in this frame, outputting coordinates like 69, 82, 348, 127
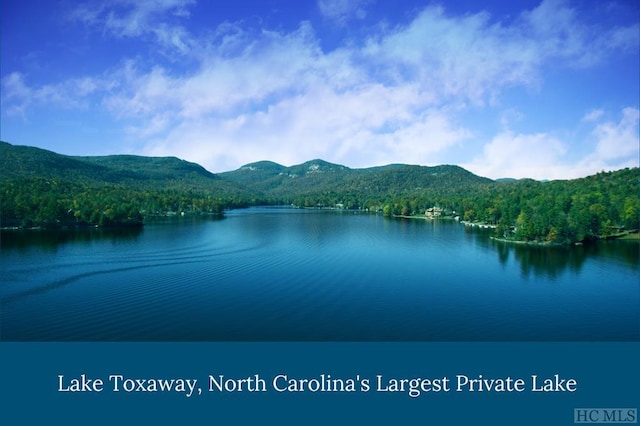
1, 0, 638, 179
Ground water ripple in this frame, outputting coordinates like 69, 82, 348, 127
2, 211, 638, 341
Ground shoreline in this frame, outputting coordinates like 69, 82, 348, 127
490, 230, 639, 246
392, 214, 458, 221
489, 236, 567, 247
1, 222, 144, 231
460, 220, 497, 229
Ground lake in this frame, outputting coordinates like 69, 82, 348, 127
1, 207, 638, 341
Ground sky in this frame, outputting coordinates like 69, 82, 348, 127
1, 0, 638, 180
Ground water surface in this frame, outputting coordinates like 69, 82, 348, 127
1, 207, 638, 341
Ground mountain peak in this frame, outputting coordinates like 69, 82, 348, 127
239, 161, 286, 172
289, 159, 349, 175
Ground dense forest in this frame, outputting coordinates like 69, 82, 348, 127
220, 159, 639, 244
1, 142, 638, 244
0, 142, 250, 228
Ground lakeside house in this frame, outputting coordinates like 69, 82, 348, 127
425, 206, 442, 219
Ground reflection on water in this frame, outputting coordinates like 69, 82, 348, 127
507, 241, 639, 279
463, 226, 639, 279
1, 209, 638, 341
1, 226, 144, 252
0, 215, 227, 251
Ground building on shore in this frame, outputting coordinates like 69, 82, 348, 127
425, 206, 442, 219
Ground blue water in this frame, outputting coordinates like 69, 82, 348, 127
1, 207, 638, 341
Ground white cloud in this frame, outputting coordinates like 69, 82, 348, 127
582, 107, 640, 166
519, 0, 639, 67
361, 0, 639, 105
463, 130, 569, 180
582, 109, 605, 122
69, 0, 196, 54
4, 1, 638, 178
1, 72, 108, 117
318, 0, 372, 24
366, 6, 543, 100
128, 77, 472, 172
464, 107, 640, 180
2, 73, 30, 99
1, 73, 32, 118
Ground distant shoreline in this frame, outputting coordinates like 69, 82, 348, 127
0, 222, 144, 232
392, 214, 458, 221
490, 230, 639, 246
489, 236, 566, 247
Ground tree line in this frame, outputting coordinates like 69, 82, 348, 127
0, 178, 237, 228
1, 140, 638, 245
282, 168, 639, 244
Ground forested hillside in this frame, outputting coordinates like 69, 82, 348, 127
452, 169, 639, 244
1, 141, 638, 244
223, 158, 639, 244
220, 160, 493, 209
0, 142, 251, 228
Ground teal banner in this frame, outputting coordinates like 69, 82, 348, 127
1, 343, 638, 425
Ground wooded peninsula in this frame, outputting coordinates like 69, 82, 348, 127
1, 141, 638, 245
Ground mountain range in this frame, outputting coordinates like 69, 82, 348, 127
1, 141, 638, 245
1, 141, 494, 206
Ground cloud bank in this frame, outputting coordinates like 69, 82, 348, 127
2, 0, 638, 179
